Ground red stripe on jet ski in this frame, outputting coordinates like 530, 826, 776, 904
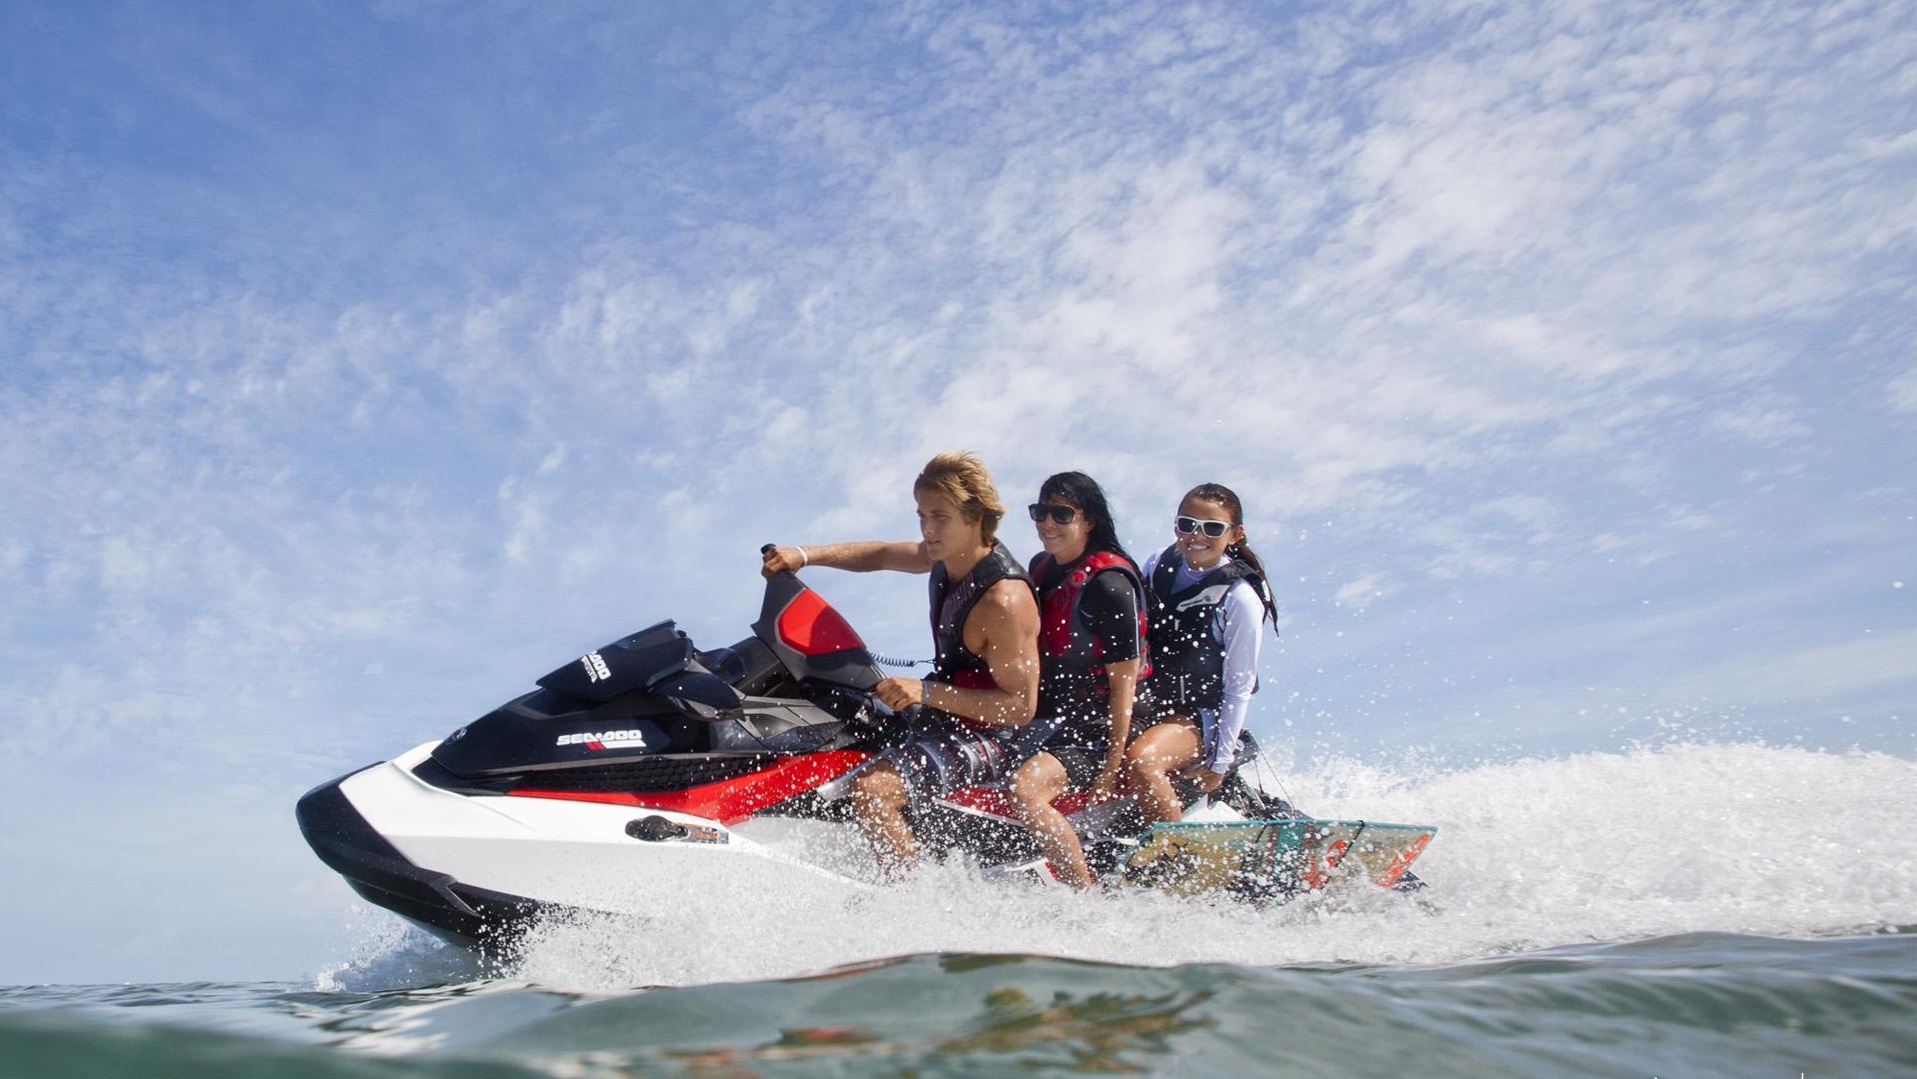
508, 750, 871, 826
939, 785, 1096, 822
940, 785, 1018, 819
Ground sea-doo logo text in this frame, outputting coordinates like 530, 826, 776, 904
581, 651, 612, 682
557, 729, 653, 748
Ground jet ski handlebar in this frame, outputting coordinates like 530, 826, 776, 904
753, 544, 934, 729
751, 544, 887, 695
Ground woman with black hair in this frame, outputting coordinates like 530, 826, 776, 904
1124, 482, 1279, 826
1007, 471, 1151, 888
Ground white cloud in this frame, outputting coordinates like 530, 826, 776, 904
1891, 366, 1917, 414
1709, 401, 1810, 444
1334, 574, 1394, 612
1661, 628, 1917, 706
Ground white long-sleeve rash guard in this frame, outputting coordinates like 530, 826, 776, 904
1141, 549, 1266, 774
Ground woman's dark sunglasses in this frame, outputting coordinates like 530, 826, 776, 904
1028, 503, 1080, 525
1175, 515, 1231, 538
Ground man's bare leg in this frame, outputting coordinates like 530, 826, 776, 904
1011, 753, 1094, 888
850, 762, 920, 877
1124, 720, 1201, 826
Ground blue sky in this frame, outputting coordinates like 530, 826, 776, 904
1, 0, 1911, 984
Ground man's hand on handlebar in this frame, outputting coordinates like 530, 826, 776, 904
761, 545, 806, 578
874, 676, 924, 713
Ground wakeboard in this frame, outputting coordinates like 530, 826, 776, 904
1121, 818, 1435, 900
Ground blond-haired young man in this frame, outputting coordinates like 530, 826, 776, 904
762, 451, 1040, 875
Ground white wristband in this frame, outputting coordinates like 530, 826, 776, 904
796, 546, 809, 568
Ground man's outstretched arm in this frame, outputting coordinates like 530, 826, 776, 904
762, 541, 932, 576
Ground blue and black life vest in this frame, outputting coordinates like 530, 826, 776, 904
1143, 545, 1269, 712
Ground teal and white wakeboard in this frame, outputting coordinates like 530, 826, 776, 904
1122, 817, 1435, 900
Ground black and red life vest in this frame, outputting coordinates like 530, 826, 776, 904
926, 541, 1034, 691
1029, 548, 1152, 689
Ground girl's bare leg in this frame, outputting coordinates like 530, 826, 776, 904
1124, 720, 1201, 825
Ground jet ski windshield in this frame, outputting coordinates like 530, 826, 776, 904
751, 570, 883, 692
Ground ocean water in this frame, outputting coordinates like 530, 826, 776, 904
4, 742, 1913, 1077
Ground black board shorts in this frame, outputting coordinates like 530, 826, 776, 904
1019, 681, 1163, 777
880, 711, 1025, 803
1045, 745, 1106, 790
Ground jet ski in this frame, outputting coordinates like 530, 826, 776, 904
297, 565, 1434, 951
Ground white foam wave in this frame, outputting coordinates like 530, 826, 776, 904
315, 908, 488, 994
344, 742, 1917, 992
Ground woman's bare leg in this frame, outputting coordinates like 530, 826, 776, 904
1011, 753, 1094, 888
1124, 720, 1201, 825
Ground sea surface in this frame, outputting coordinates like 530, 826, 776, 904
4, 743, 1914, 1077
